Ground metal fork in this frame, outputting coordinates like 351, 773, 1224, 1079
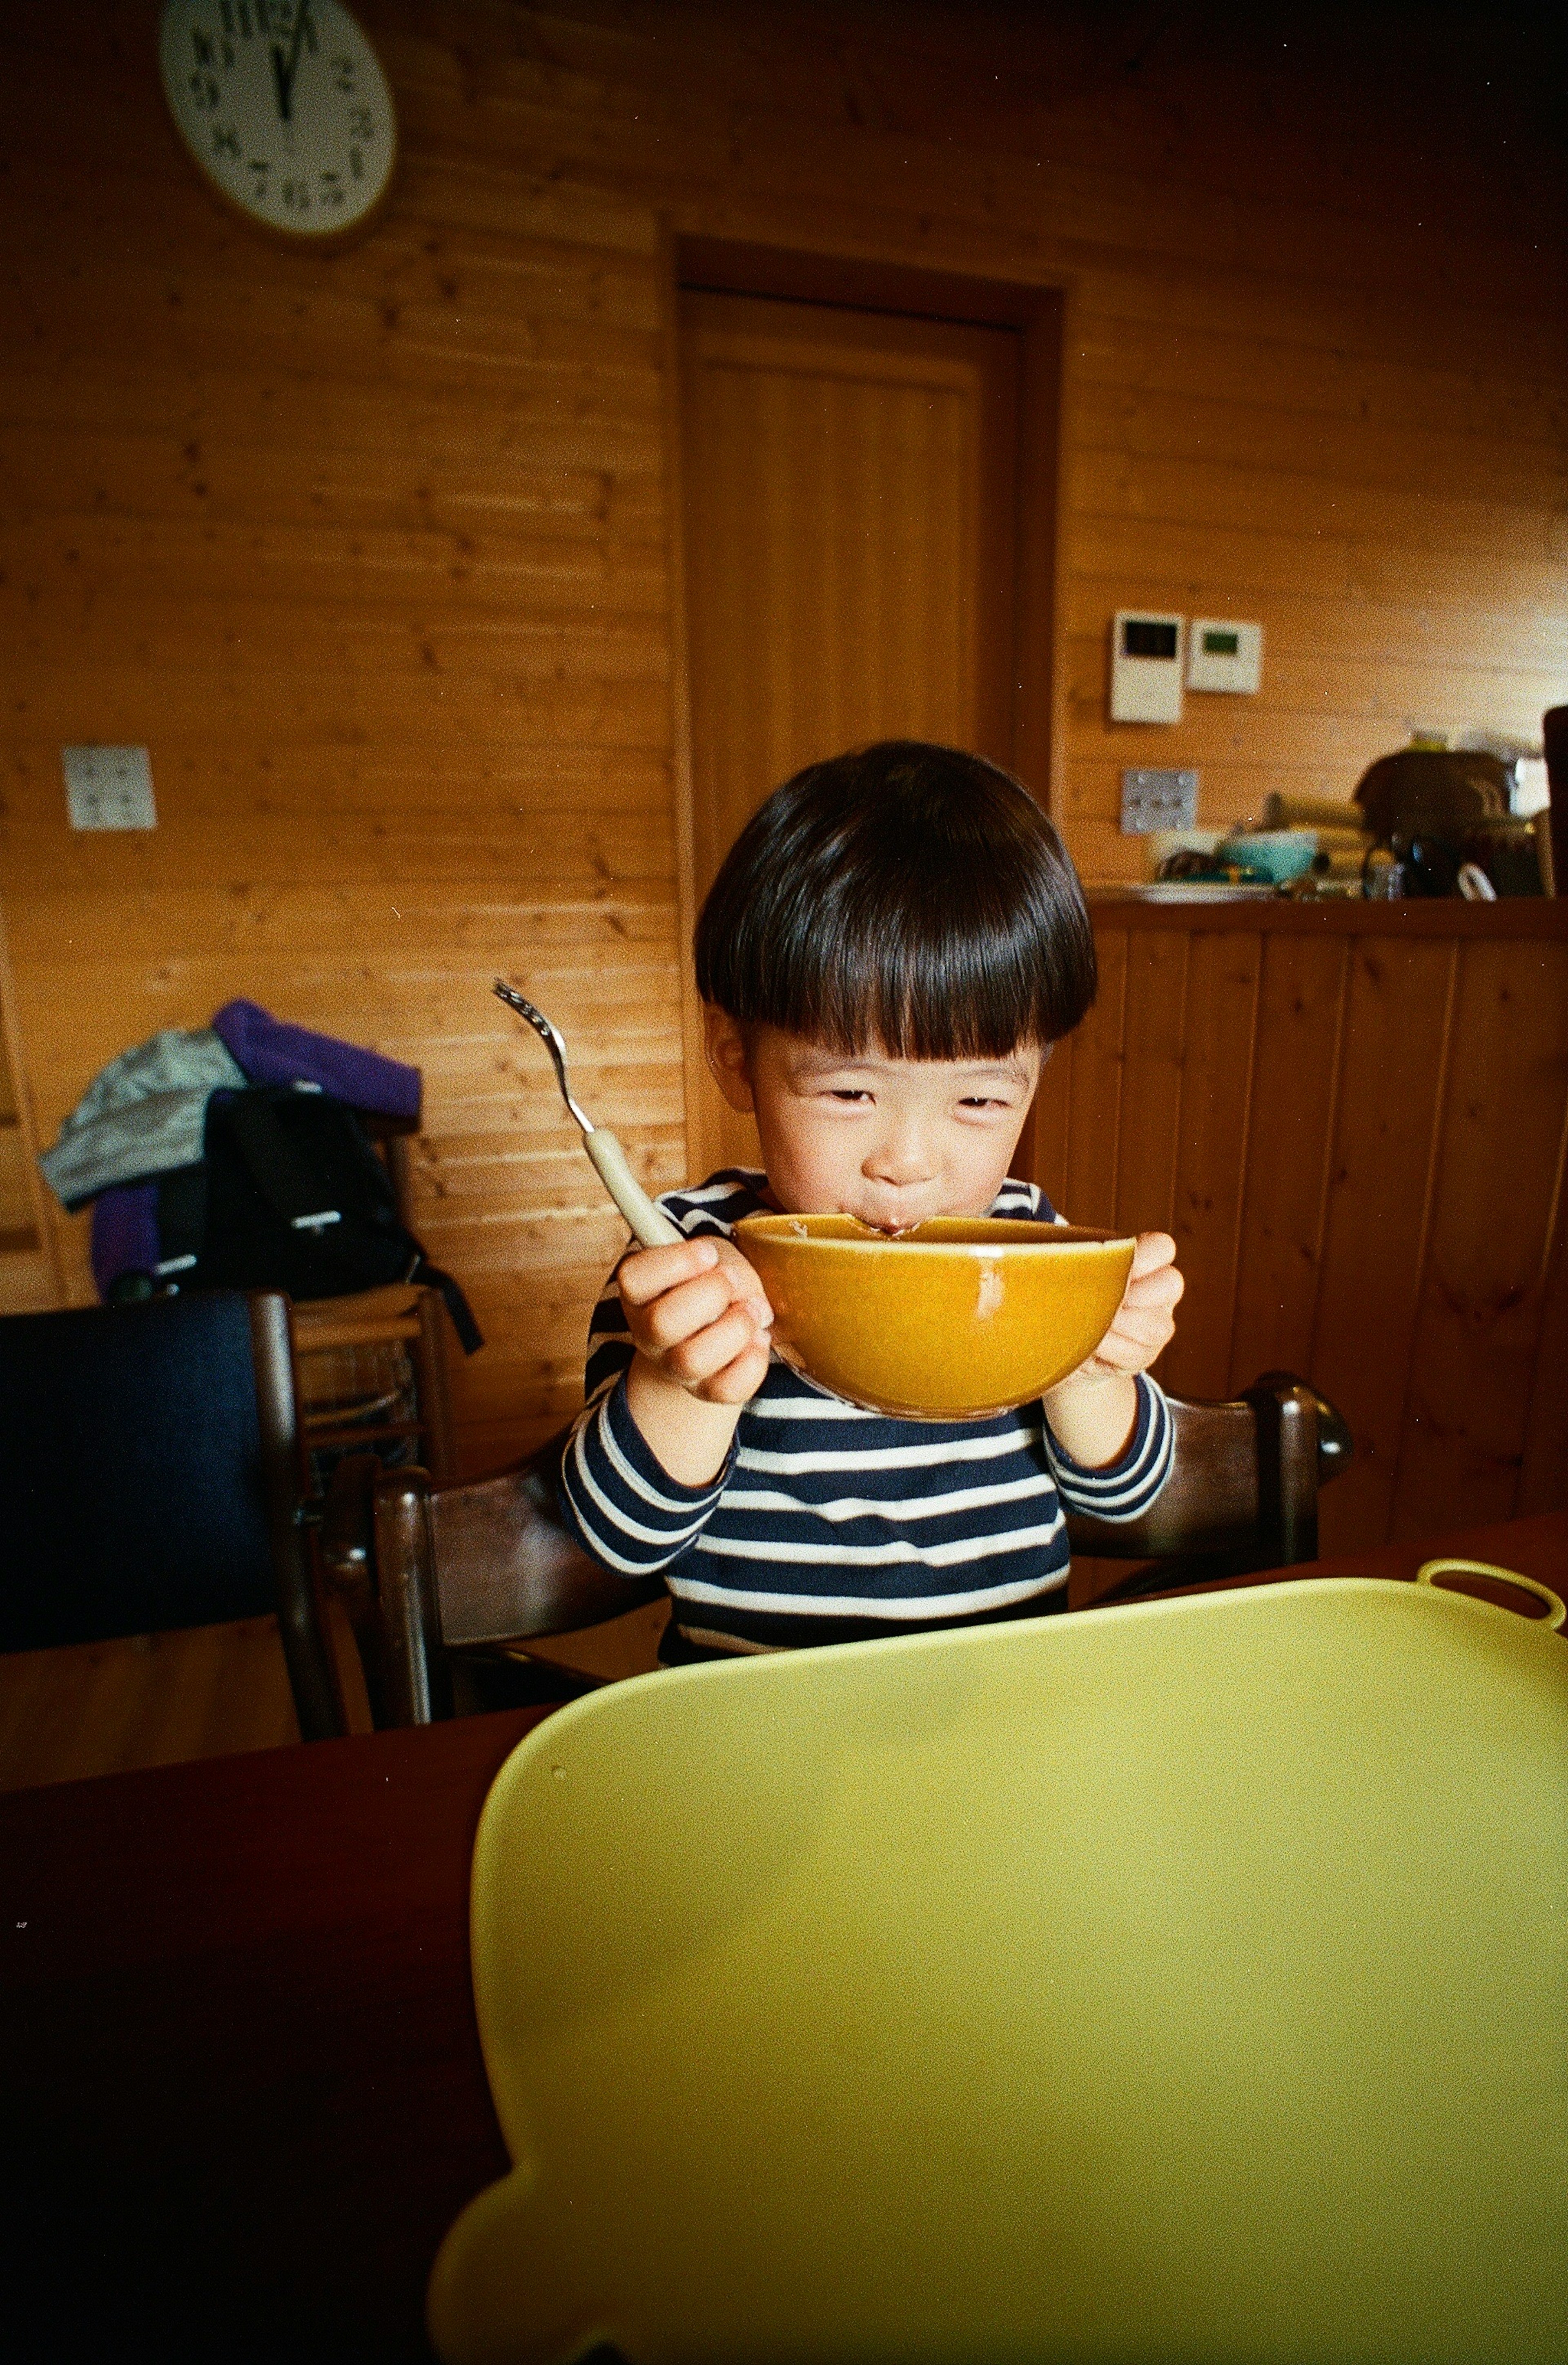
493, 981, 680, 1248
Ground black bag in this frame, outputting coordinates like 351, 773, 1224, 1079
154, 1084, 482, 1352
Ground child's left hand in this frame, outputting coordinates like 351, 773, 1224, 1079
1070, 1230, 1183, 1385
1041, 1231, 1183, 1469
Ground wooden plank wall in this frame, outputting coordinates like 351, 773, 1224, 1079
2, 3, 1564, 1474
1036, 902, 1568, 1554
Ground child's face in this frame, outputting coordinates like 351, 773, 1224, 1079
706, 1011, 1040, 1231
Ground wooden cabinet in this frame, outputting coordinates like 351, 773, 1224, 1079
1036, 898, 1568, 1554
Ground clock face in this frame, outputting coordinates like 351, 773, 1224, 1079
158, 0, 396, 238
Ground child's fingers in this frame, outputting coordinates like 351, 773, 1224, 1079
709, 1238, 774, 1327
1122, 1263, 1185, 1316
1129, 1229, 1178, 1278
616, 1236, 721, 1309
661, 1299, 771, 1389
631, 1269, 759, 1358
687, 1336, 774, 1406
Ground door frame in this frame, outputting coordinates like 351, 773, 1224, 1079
659, 232, 1068, 1187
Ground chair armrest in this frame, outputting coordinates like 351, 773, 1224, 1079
430, 1434, 664, 1648
1067, 1374, 1345, 1590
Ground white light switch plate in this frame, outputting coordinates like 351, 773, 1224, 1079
1121, 769, 1199, 833
63, 745, 157, 830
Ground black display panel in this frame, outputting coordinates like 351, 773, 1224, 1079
1122, 619, 1178, 660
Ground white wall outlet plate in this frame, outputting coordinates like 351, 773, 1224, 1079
1187, 619, 1263, 694
1121, 769, 1199, 833
63, 745, 156, 831
1110, 612, 1185, 724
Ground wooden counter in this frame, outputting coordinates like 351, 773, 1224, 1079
1037, 895, 1568, 1554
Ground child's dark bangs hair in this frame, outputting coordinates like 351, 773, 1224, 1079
695, 741, 1096, 1058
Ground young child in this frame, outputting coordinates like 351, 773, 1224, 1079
557, 740, 1183, 1654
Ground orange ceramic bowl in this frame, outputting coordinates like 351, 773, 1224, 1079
733, 1213, 1136, 1422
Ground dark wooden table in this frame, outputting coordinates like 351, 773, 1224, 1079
4, 1511, 1563, 2363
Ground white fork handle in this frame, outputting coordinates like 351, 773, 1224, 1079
585, 1129, 683, 1249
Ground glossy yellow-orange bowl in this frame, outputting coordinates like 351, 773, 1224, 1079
733, 1213, 1136, 1421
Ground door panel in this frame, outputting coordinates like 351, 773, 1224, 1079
680, 289, 1022, 1176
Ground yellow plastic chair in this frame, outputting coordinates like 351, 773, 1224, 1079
430, 1573, 1568, 2365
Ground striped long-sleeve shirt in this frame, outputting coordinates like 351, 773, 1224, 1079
557, 1171, 1174, 1652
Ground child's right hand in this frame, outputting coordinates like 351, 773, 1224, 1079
617, 1235, 774, 1407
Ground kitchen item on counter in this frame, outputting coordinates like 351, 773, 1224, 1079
732, 1212, 1135, 1420
1353, 747, 1510, 849
1313, 850, 1371, 882
1532, 808, 1557, 897
1459, 819, 1546, 897
1147, 828, 1224, 874
1260, 791, 1368, 833
1216, 831, 1319, 885
493, 982, 681, 1251
1129, 881, 1281, 903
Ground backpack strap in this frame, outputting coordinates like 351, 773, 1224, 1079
408, 1256, 486, 1354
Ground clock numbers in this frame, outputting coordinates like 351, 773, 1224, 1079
162, 0, 395, 238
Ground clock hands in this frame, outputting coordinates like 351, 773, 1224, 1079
269, 0, 316, 126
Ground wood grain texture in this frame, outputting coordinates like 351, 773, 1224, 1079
1226, 933, 1349, 1389
0, 2, 1562, 1473
678, 288, 1020, 1178
1047, 906, 1568, 1555
1390, 942, 1568, 1538
1309, 940, 1457, 1553
1157, 928, 1261, 1402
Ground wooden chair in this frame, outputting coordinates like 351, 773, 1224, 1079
0, 1289, 345, 1741
321, 1372, 1352, 1728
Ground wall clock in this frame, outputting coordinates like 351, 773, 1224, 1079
158, 1, 396, 241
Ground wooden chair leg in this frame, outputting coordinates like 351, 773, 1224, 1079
249, 1293, 346, 1741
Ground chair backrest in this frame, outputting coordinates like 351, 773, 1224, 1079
323, 1445, 661, 1726
1066, 1371, 1347, 1585
324, 1372, 1350, 1726
0, 1290, 342, 1739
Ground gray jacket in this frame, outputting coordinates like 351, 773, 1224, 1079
40, 1029, 247, 1209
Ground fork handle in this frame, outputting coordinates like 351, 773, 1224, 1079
585, 1129, 683, 1249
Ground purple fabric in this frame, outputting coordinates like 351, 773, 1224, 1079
91, 1183, 163, 1297
210, 999, 421, 1121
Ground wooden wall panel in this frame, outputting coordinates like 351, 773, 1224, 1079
1391, 943, 1568, 1539
1112, 931, 1190, 1240
1057, 904, 1568, 1557
1, 3, 1563, 1476
1060, 929, 1127, 1231
1158, 930, 1260, 1403
1226, 936, 1348, 1389
1308, 942, 1457, 1554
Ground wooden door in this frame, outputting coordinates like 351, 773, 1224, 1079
679, 288, 1023, 1178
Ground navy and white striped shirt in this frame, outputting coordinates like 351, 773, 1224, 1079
557, 1171, 1174, 1652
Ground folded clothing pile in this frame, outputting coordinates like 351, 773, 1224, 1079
39, 1002, 481, 1349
